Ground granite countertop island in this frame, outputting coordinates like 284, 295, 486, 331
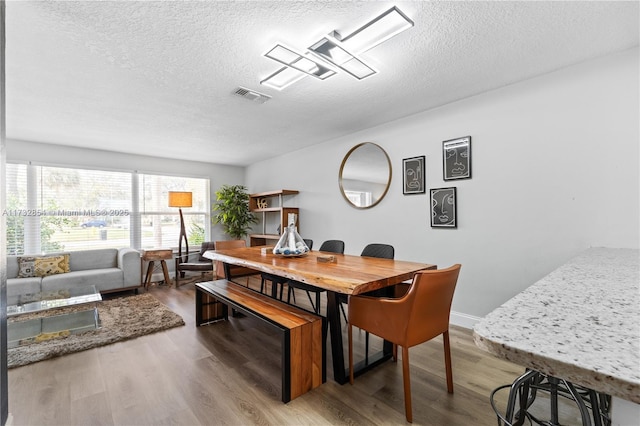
473, 247, 639, 404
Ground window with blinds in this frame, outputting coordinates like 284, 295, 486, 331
138, 173, 209, 250
4, 163, 210, 255
5, 164, 28, 255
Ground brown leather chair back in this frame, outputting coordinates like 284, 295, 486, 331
348, 264, 460, 348
198, 241, 217, 262
403, 264, 461, 347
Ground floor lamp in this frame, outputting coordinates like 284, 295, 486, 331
168, 191, 192, 262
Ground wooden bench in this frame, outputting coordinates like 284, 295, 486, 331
195, 279, 325, 403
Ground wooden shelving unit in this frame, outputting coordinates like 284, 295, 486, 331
249, 190, 299, 247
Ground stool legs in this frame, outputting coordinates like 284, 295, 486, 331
160, 260, 171, 287
491, 370, 610, 426
144, 261, 155, 289
145, 260, 172, 288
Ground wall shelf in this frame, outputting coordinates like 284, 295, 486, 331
249, 190, 299, 247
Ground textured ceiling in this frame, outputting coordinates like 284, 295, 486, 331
5, 1, 639, 166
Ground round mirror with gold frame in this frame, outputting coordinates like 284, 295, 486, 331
339, 142, 392, 209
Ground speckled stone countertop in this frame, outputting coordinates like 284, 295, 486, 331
473, 247, 640, 403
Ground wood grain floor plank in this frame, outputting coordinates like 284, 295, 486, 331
70, 392, 114, 426
7, 278, 576, 425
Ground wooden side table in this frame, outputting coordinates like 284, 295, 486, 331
141, 249, 173, 289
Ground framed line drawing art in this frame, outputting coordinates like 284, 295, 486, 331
443, 136, 471, 180
402, 156, 425, 194
430, 187, 457, 228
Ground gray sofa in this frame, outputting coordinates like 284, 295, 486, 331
7, 248, 141, 301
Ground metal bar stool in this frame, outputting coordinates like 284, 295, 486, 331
490, 369, 611, 426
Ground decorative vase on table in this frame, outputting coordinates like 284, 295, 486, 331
273, 224, 309, 257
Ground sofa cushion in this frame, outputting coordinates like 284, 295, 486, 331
18, 254, 70, 278
6, 277, 42, 305
42, 268, 124, 293
17, 256, 37, 278
6, 256, 19, 279
36, 254, 70, 276
67, 248, 117, 271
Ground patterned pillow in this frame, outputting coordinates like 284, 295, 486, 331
34, 255, 70, 277
17, 256, 37, 278
18, 255, 70, 278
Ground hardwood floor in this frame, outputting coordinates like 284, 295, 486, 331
8, 277, 527, 425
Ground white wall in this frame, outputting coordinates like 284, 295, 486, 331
246, 48, 640, 324
5, 140, 246, 242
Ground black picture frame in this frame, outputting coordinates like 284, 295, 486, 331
402, 156, 425, 194
443, 136, 471, 180
430, 187, 457, 228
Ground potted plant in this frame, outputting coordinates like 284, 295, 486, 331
212, 184, 258, 239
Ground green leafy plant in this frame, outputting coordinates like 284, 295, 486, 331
189, 222, 205, 245
212, 185, 257, 239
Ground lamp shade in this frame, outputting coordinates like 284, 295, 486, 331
168, 191, 192, 208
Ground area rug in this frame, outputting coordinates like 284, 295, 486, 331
7, 293, 185, 368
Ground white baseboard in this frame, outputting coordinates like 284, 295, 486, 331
450, 310, 481, 329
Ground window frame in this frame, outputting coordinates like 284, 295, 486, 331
4, 162, 211, 255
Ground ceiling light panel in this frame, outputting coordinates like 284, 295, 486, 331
308, 37, 376, 80
256, 7, 412, 90
260, 66, 306, 91
265, 44, 336, 80
340, 6, 414, 54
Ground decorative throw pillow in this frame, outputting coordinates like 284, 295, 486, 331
17, 256, 37, 278
33, 255, 70, 277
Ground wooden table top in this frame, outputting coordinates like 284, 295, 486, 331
203, 246, 435, 295
141, 249, 173, 261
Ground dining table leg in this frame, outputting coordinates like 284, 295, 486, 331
327, 290, 394, 385
326, 291, 348, 384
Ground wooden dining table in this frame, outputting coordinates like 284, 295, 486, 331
203, 246, 436, 384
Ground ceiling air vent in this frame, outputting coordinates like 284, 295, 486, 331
233, 87, 271, 104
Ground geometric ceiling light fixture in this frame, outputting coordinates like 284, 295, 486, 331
308, 36, 376, 80
335, 6, 414, 54
265, 44, 337, 80
260, 66, 307, 91
258, 5, 413, 90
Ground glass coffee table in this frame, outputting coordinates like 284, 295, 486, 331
7, 286, 102, 349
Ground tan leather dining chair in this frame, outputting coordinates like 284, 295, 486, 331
348, 264, 461, 423
214, 240, 258, 286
